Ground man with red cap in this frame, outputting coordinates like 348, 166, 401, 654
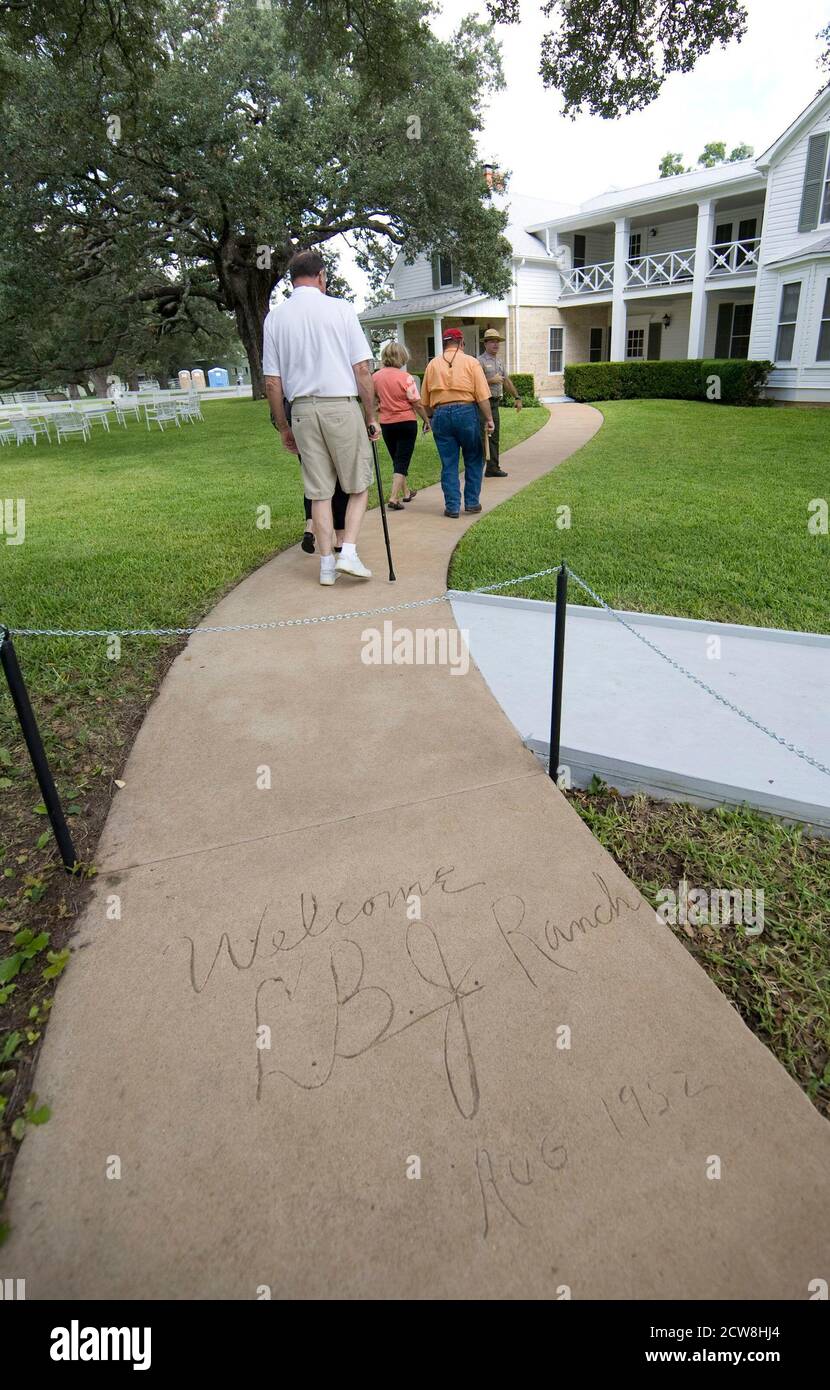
420, 328, 495, 518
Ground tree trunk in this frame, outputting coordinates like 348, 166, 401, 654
218, 236, 284, 400
89, 367, 110, 398
234, 296, 268, 399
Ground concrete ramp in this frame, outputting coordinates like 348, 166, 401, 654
4, 406, 829, 1299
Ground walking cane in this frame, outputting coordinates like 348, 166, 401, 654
371, 436, 396, 582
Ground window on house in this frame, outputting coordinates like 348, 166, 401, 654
626, 327, 645, 358
715, 302, 753, 358
589, 327, 604, 362
549, 326, 564, 373
427, 335, 435, 360
817, 279, 830, 360
775, 282, 801, 361
714, 221, 733, 247
628, 232, 642, 261
730, 304, 753, 357
438, 255, 455, 287
736, 217, 757, 267
573, 234, 586, 269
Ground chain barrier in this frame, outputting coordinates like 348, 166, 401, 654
2, 559, 827, 781
1, 563, 568, 639
2, 592, 451, 639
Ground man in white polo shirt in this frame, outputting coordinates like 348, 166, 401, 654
263, 248, 380, 585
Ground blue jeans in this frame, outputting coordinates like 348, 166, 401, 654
431, 403, 484, 512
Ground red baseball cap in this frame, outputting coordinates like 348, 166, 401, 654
442, 327, 464, 342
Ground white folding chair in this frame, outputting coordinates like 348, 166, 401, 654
81, 405, 112, 432
54, 413, 90, 444
175, 394, 202, 423
10, 420, 38, 446
144, 399, 181, 431
26, 416, 52, 443
114, 396, 141, 425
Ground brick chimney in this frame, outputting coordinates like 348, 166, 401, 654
481, 162, 505, 191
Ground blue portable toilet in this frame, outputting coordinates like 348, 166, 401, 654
208, 366, 229, 388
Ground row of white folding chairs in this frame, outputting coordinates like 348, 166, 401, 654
0, 414, 91, 445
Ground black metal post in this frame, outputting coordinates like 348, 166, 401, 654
0, 628, 78, 872
371, 437, 397, 582
548, 564, 568, 785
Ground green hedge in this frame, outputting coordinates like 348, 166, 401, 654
510, 372, 541, 406
564, 358, 772, 406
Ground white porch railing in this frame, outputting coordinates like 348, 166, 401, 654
707, 238, 761, 276
560, 260, 614, 295
625, 248, 695, 288
560, 236, 761, 299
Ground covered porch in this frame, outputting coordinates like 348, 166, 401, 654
557, 285, 755, 368
359, 291, 510, 373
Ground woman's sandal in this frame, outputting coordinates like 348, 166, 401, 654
402, 490, 417, 502
388, 500, 405, 510
301, 531, 316, 554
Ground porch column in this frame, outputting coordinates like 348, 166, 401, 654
610, 216, 630, 360
688, 199, 715, 358
432, 313, 443, 355
396, 319, 407, 350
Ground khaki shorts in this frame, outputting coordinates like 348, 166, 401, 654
290, 396, 373, 500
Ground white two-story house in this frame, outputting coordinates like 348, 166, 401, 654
360, 90, 830, 404
359, 191, 576, 396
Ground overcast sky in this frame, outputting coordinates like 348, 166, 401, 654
344, 0, 829, 306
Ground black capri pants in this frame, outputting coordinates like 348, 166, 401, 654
381, 420, 417, 476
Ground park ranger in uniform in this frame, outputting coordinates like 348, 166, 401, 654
478, 327, 522, 478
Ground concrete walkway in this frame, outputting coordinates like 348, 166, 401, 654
4, 406, 829, 1299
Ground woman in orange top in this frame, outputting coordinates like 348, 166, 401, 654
372, 342, 431, 509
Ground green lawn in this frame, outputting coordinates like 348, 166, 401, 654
451, 398, 830, 1118
450, 400, 830, 633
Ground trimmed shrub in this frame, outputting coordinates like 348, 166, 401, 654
700, 358, 772, 406
564, 358, 771, 406
510, 372, 540, 406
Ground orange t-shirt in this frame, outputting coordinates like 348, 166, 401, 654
373, 367, 420, 423
420, 349, 491, 409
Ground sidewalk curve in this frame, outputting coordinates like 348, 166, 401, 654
4, 405, 829, 1299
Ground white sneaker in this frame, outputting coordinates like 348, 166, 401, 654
319, 566, 336, 586
335, 553, 372, 579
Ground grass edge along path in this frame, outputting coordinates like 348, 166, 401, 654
0, 399, 549, 1234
